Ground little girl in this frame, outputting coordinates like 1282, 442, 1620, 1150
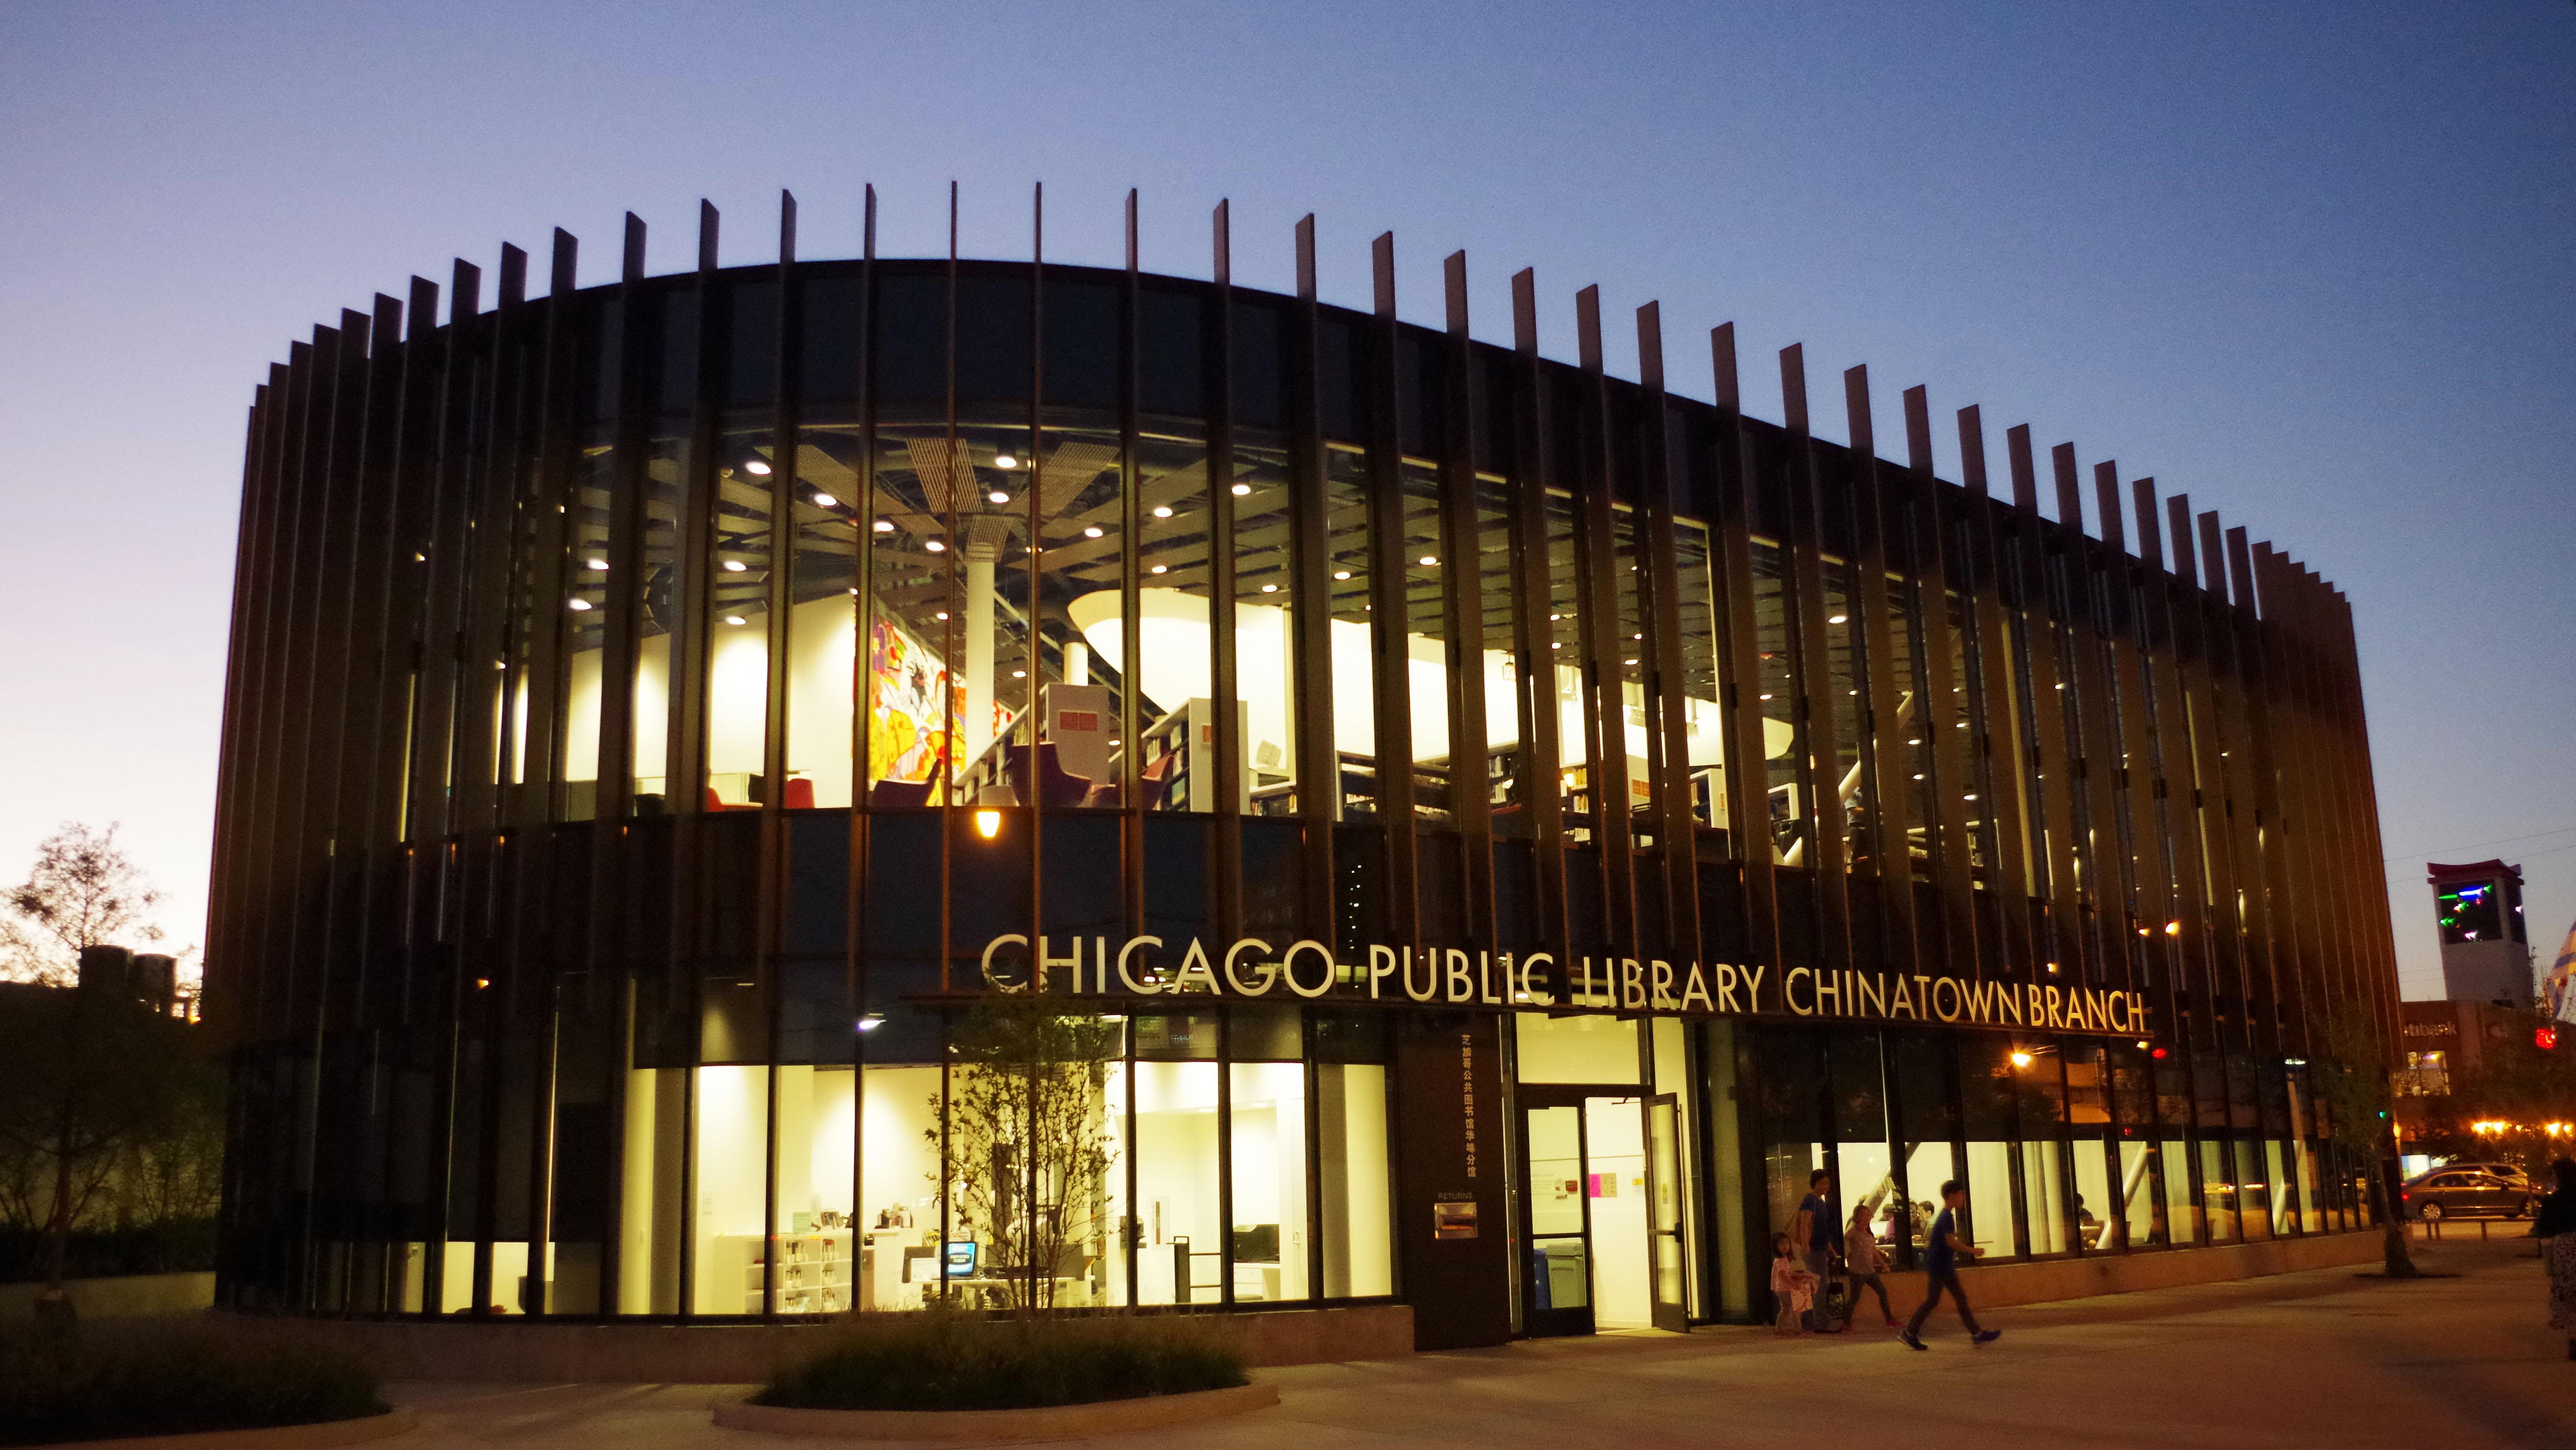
1770, 1231, 1818, 1336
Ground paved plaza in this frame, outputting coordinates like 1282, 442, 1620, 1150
391, 1236, 2575, 1449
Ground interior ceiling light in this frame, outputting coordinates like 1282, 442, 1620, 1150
873, 519, 895, 533
1084, 525, 1104, 538
742, 458, 773, 477
567, 598, 593, 612
413, 551, 427, 562
1260, 583, 1279, 593
584, 558, 609, 571
1011, 669, 1026, 678
1151, 563, 1168, 574
973, 809, 1001, 838
994, 454, 1018, 469
723, 614, 748, 626
1828, 613, 1848, 624
935, 611, 949, 620
1230, 482, 1251, 496
811, 491, 838, 509
1333, 569, 1352, 580
1420, 555, 1439, 567
989, 490, 1010, 504
926, 539, 946, 553
723, 559, 748, 572
1152, 505, 1174, 519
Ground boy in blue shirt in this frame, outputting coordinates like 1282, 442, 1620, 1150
1902, 1179, 2001, 1350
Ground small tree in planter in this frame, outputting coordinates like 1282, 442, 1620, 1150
2313, 1000, 2417, 1279
932, 996, 1120, 1314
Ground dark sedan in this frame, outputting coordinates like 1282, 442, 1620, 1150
2401, 1168, 2539, 1222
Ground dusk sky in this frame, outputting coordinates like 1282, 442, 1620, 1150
3, 2, 2568, 999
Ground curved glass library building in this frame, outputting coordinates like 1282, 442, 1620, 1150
206, 191, 2402, 1346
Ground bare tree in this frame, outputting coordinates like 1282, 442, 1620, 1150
930, 996, 1121, 1315
2, 823, 165, 987
2313, 999, 2418, 1279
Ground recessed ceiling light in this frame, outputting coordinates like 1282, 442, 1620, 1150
1151, 564, 1168, 574
723, 559, 747, 572
1230, 482, 1250, 496
873, 519, 895, 533
989, 490, 1010, 504
567, 599, 593, 611
1333, 569, 1351, 580
1084, 525, 1104, 538
811, 491, 838, 509
926, 539, 946, 553
724, 614, 748, 626
994, 454, 1018, 469
1152, 505, 1174, 519
742, 458, 773, 477
1260, 583, 1279, 593
584, 558, 608, 571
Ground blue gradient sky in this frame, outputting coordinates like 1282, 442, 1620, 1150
3, 2, 2569, 996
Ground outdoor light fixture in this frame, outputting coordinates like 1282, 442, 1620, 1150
742, 457, 773, 476
973, 809, 1002, 839
994, 454, 1018, 469
810, 491, 837, 508
2010, 1050, 2034, 1068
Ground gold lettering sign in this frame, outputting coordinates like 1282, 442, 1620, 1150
973, 933, 2153, 1040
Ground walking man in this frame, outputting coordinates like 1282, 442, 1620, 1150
1902, 1179, 2000, 1350
1795, 1169, 1841, 1332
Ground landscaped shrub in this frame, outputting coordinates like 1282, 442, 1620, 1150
0, 1318, 386, 1447
758, 1312, 1249, 1412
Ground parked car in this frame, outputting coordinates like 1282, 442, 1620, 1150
2433, 1159, 2531, 1188
2402, 1167, 2540, 1221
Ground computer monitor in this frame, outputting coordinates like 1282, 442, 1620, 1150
942, 1240, 980, 1278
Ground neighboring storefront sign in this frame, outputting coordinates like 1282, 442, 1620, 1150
972, 931, 2153, 1039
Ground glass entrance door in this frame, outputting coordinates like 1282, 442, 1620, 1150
1521, 1103, 1592, 1336
1520, 1090, 1667, 1336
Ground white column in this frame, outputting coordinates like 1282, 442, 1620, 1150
1063, 638, 1090, 686
963, 551, 997, 772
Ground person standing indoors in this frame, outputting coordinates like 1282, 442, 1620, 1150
1844, 1203, 1898, 1329
1795, 1169, 1842, 1332
2538, 1158, 2576, 1361
1902, 1180, 2002, 1351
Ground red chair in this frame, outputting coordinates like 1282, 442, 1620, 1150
781, 777, 816, 810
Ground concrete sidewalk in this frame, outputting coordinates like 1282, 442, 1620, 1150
389, 1237, 2576, 1448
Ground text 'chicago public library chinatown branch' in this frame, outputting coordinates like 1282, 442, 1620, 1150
205, 187, 2403, 1349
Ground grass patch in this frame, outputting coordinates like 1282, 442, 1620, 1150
757, 1312, 1249, 1412
0, 1318, 386, 1447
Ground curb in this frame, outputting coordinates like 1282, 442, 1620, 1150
711, 1382, 1279, 1439
22, 1409, 416, 1450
